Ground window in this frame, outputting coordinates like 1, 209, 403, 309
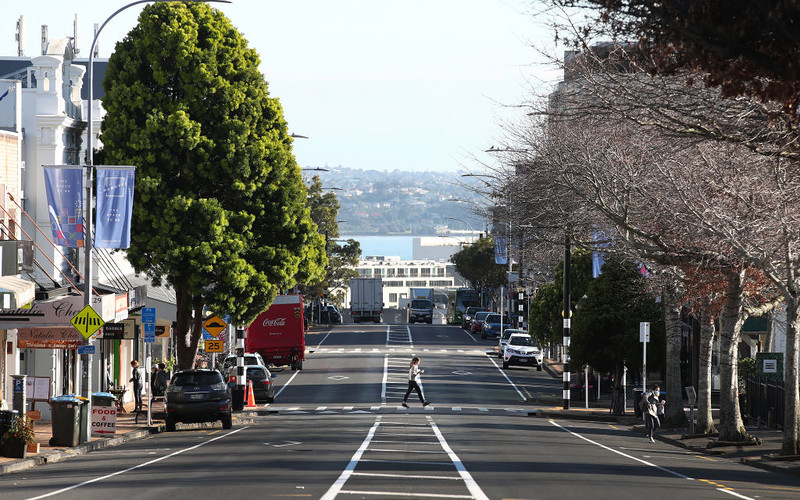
397, 268, 406, 277
436, 268, 445, 277
421, 268, 431, 277
409, 268, 419, 277
358, 268, 373, 278
385, 268, 395, 277
389, 293, 398, 302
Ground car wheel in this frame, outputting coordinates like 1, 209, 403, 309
222, 413, 232, 430
502, 361, 509, 369
165, 417, 176, 432
537, 365, 543, 371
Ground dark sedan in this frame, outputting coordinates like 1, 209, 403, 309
165, 369, 232, 431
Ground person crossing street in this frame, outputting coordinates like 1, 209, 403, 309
402, 356, 430, 407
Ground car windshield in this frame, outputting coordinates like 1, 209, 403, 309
486, 314, 511, 324
475, 311, 491, 321
172, 372, 223, 386
246, 368, 268, 381
509, 336, 533, 346
466, 307, 484, 316
411, 299, 432, 308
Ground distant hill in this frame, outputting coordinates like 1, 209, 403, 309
308, 167, 486, 236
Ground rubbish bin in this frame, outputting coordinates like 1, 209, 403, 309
77, 396, 89, 444
633, 388, 643, 418
49, 396, 83, 447
92, 392, 117, 407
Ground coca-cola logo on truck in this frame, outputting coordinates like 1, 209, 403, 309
263, 317, 287, 327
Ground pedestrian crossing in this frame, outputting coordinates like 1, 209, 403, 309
262, 405, 534, 416
321, 415, 490, 500
311, 347, 488, 355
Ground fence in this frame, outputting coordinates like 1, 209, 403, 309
745, 375, 784, 428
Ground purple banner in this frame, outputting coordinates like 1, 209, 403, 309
42, 166, 84, 247
95, 166, 135, 248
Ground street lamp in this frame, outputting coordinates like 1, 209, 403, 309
444, 216, 475, 233
83, 0, 232, 432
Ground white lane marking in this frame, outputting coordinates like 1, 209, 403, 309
316, 406, 328, 411
352, 472, 462, 480
428, 418, 490, 500
320, 417, 382, 500
486, 355, 526, 401
381, 354, 388, 403
549, 420, 694, 480
407, 325, 413, 345
339, 490, 473, 498
274, 370, 300, 399
26, 427, 247, 500
313, 331, 333, 350
386, 325, 390, 345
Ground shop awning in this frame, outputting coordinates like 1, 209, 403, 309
0, 275, 36, 309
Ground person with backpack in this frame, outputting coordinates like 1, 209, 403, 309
153, 363, 169, 397
640, 384, 664, 443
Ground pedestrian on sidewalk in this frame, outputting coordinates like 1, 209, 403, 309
402, 356, 430, 407
641, 384, 662, 443
130, 360, 143, 412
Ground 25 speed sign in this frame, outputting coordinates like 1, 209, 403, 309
204, 339, 224, 353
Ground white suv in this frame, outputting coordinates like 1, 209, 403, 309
498, 328, 527, 357
502, 333, 543, 370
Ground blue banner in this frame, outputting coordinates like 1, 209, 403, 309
42, 166, 84, 247
95, 166, 135, 248
494, 235, 508, 265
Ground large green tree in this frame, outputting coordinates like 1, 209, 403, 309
450, 236, 508, 306
298, 176, 360, 305
571, 256, 665, 415
100, 3, 326, 369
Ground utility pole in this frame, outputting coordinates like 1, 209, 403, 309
563, 231, 571, 409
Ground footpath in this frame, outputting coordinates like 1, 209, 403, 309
2, 350, 799, 478
539, 358, 800, 478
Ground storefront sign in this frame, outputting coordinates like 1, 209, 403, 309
0, 294, 119, 328
17, 327, 84, 349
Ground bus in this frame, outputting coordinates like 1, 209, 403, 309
453, 288, 481, 325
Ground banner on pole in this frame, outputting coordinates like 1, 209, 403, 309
95, 166, 135, 248
42, 166, 84, 247
494, 235, 508, 265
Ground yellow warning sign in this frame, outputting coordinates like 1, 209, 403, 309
71, 305, 105, 339
203, 315, 227, 338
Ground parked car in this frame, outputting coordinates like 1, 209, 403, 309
470, 311, 492, 334
502, 333, 543, 370
498, 328, 528, 357
165, 369, 232, 431
462, 307, 488, 330
481, 313, 512, 340
320, 305, 343, 324
221, 352, 266, 375
244, 365, 276, 403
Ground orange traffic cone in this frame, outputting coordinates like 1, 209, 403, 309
245, 380, 257, 408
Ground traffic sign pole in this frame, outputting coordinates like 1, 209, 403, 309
142, 307, 156, 426
71, 304, 105, 445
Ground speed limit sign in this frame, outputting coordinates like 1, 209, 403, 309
204, 339, 224, 353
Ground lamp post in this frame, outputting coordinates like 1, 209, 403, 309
83, 0, 231, 434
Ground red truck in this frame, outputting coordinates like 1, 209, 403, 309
246, 295, 306, 370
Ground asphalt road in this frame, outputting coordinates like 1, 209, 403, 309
2, 323, 799, 499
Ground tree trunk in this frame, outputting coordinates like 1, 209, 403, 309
764, 309, 775, 353
696, 301, 717, 434
611, 360, 625, 416
781, 296, 800, 455
662, 284, 687, 427
717, 268, 752, 442
175, 285, 198, 370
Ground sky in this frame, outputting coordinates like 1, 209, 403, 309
2, 0, 561, 172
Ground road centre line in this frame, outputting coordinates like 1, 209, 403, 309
26, 427, 247, 500
381, 354, 389, 402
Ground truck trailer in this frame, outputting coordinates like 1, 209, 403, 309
350, 278, 383, 323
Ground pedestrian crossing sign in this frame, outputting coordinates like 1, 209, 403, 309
71, 305, 105, 339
